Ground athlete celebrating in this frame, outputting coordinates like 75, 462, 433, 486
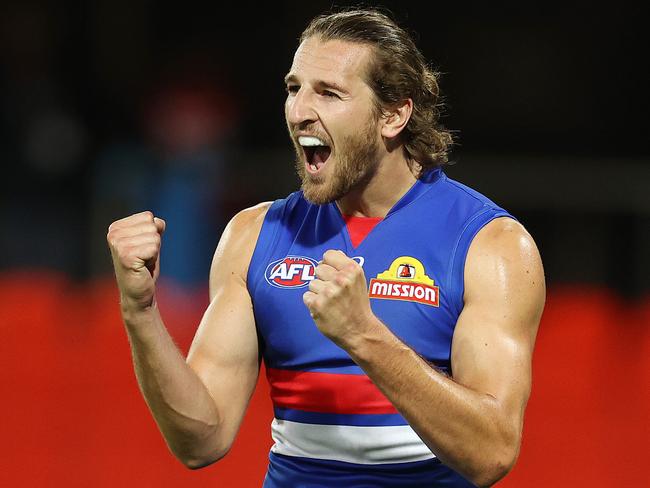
107, 9, 545, 487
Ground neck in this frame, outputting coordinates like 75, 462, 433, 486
336, 150, 418, 218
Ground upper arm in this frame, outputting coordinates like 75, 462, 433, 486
451, 217, 545, 432
185, 202, 271, 447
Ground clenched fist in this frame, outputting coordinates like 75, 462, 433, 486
303, 250, 378, 350
107, 211, 166, 311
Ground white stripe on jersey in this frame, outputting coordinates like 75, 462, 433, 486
270, 418, 436, 465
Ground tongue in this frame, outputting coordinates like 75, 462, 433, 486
313, 147, 331, 168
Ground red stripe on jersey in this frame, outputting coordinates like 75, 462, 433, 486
266, 368, 398, 414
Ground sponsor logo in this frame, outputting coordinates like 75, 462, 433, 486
265, 255, 318, 288
369, 256, 439, 306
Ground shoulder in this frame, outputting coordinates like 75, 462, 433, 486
229, 201, 274, 232
224, 190, 310, 242
465, 218, 546, 325
220, 201, 274, 252
468, 218, 541, 269
208, 202, 273, 297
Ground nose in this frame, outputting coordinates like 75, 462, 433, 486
286, 87, 318, 127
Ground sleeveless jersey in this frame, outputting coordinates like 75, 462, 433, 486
247, 169, 514, 487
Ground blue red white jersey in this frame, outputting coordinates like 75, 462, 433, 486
246, 169, 514, 487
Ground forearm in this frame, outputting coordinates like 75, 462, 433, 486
121, 303, 224, 467
347, 319, 517, 486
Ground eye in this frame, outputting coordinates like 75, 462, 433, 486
286, 84, 299, 95
321, 90, 339, 99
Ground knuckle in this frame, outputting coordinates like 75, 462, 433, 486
108, 219, 123, 232
114, 234, 127, 248
324, 286, 337, 299
107, 227, 119, 239
303, 292, 315, 308
148, 232, 161, 244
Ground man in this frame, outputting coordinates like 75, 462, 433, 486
107, 9, 545, 488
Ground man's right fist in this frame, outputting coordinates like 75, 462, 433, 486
107, 211, 166, 310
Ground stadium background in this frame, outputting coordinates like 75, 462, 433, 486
0, 1, 647, 486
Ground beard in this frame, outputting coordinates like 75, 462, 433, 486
292, 121, 381, 205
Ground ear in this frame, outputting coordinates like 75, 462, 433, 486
380, 99, 413, 139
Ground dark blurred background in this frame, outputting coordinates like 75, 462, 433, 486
0, 2, 648, 487
1, 0, 647, 293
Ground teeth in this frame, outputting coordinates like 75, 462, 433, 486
299, 136, 327, 147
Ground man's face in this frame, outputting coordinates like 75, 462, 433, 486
285, 37, 382, 205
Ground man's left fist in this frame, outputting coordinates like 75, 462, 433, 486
303, 249, 376, 349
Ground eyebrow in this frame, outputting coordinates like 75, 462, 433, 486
284, 74, 297, 85
284, 74, 349, 95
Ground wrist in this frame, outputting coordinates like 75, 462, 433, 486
120, 294, 157, 323
345, 313, 386, 358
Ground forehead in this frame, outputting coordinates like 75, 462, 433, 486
288, 37, 373, 86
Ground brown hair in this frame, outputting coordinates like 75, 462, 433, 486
300, 8, 453, 172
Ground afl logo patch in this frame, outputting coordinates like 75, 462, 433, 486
265, 255, 317, 288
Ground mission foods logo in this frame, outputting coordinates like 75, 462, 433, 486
265, 256, 317, 288
369, 256, 439, 307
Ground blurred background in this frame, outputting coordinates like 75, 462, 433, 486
0, 1, 647, 487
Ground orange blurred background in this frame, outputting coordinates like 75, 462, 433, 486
1, 272, 647, 487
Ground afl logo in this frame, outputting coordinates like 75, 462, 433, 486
265, 255, 317, 288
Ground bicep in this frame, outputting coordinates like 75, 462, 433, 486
451, 218, 545, 417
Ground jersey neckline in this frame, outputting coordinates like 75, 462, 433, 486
329, 168, 444, 250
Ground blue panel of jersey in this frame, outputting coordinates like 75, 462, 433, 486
263, 452, 476, 487
247, 169, 513, 376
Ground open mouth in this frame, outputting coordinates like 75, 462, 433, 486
299, 136, 331, 174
